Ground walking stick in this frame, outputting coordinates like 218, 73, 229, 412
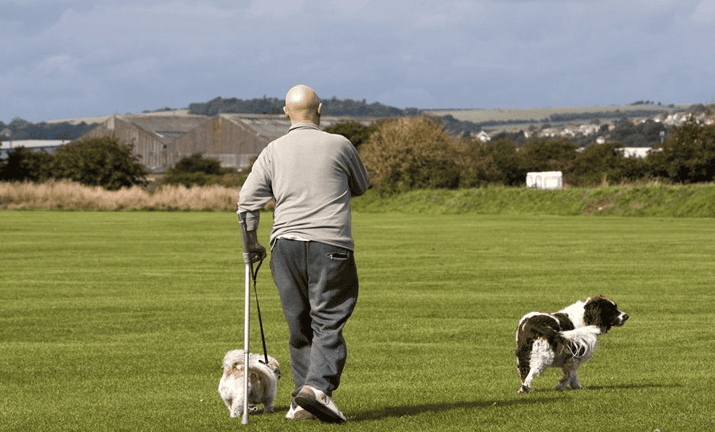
241, 251, 251, 425
237, 209, 253, 425
237, 208, 268, 425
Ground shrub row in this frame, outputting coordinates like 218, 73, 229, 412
0, 136, 147, 190
3, 116, 713, 195
355, 116, 715, 195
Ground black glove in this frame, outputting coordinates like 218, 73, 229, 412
237, 211, 266, 263
243, 229, 267, 263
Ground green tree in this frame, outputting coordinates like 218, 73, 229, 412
566, 142, 647, 186
161, 153, 231, 187
359, 116, 460, 195
647, 120, 715, 183
51, 136, 147, 190
456, 138, 523, 187
323, 121, 379, 149
0, 147, 54, 182
169, 153, 222, 175
518, 138, 578, 174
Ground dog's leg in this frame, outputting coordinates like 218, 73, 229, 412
516, 354, 531, 393
568, 362, 582, 390
519, 339, 554, 393
556, 360, 582, 390
555, 368, 571, 391
231, 401, 242, 418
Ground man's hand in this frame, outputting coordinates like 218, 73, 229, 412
245, 230, 267, 263
238, 210, 266, 263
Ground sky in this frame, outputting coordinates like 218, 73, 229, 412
1, 0, 714, 123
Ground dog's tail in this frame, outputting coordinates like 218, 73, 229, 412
557, 325, 601, 358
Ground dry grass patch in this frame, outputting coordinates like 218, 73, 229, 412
0, 181, 241, 211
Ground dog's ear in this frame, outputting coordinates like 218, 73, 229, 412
583, 301, 602, 327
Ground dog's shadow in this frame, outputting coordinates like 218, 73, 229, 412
350, 398, 559, 422
347, 383, 678, 422
581, 383, 678, 391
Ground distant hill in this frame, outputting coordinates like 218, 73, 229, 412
1, 101, 703, 143
426, 103, 691, 125
0, 118, 98, 142
187, 96, 422, 117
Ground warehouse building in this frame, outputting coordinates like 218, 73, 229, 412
77, 114, 211, 172
75, 113, 379, 172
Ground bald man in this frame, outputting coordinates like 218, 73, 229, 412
237, 84, 369, 423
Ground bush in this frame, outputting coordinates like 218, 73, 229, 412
359, 116, 460, 195
161, 153, 244, 188
0, 147, 54, 182
169, 153, 222, 175
518, 138, 578, 174
51, 136, 148, 190
323, 121, 379, 149
566, 142, 648, 186
456, 139, 523, 187
647, 120, 715, 183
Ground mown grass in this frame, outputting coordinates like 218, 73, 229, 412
1, 211, 714, 431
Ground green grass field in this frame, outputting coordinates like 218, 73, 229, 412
1, 210, 714, 431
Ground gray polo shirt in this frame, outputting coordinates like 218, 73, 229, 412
238, 123, 369, 251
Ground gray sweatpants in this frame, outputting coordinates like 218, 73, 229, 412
270, 238, 359, 397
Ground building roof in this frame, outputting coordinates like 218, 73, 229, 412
116, 114, 211, 145
218, 113, 382, 142
1, 139, 69, 149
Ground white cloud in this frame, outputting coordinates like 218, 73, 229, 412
692, 0, 715, 22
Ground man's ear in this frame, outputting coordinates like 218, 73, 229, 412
317, 102, 322, 115
283, 106, 289, 119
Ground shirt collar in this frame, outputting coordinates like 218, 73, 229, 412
288, 122, 320, 132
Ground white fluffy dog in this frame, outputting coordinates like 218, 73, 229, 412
218, 349, 281, 417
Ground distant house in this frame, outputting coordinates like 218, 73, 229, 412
617, 147, 652, 158
475, 131, 491, 143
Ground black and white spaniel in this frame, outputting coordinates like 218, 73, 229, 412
515, 294, 628, 393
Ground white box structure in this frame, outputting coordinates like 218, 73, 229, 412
526, 171, 563, 190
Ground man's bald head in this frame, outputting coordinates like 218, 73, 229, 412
284, 84, 322, 125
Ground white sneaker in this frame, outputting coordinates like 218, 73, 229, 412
294, 386, 346, 424
285, 399, 315, 420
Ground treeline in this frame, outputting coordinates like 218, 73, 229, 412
0, 136, 147, 190
329, 116, 715, 194
0, 118, 97, 141
188, 96, 423, 117
0, 139, 247, 191
3, 116, 714, 195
